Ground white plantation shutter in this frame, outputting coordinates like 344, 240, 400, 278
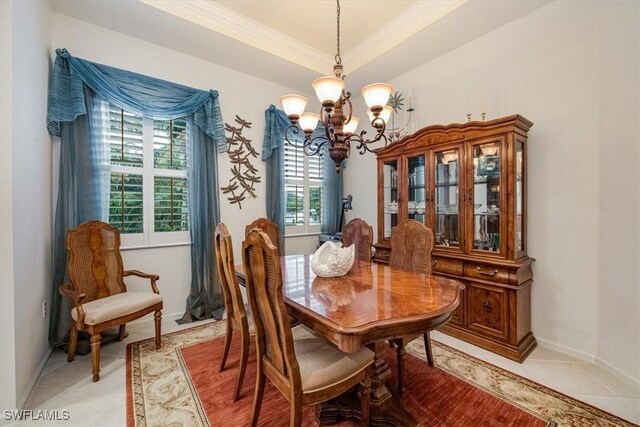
107, 103, 190, 246
153, 117, 188, 171
284, 143, 324, 234
154, 176, 189, 232
109, 173, 143, 233
109, 107, 143, 167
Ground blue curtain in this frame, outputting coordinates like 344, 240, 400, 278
262, 105, 343, 245
180, 117, 223, 322
262, 106, 290, 252
321, 142, 344, 235
48, 49, 226, 150
49, 88, 111, 344
47, 49, 226, 342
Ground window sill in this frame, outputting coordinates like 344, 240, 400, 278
120, 241, 192, 251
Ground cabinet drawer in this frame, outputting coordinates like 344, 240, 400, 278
466, 283, 508, 339
465, 261, 511, 284
432, 257, 463, 276
373, 247, 390, 264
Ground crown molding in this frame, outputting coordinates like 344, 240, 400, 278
343, 0, 468, 73
138, 0, 333, 74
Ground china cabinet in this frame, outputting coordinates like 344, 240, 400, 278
374, 115, 535, 361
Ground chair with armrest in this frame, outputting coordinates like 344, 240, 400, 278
245, 217, 280, 251
242, 229, 373, 427
215, 223, 254, 402
59, 220, 162, 382
342, 218, 374, 262
389, 219, 435, 395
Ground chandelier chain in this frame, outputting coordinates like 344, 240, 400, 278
335, 0, 342, 65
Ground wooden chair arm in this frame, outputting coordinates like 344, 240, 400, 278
124, 270, 160, 294
59, 283, 87, 327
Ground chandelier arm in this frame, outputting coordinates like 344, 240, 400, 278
320, 107, 333, 141
304, 135, 329, 156
342, 94, 353, 125
347, 125, 389, 155
284, 125, 314, 149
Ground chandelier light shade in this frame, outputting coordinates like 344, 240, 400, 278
361, 83, 394, 111
299, 112, 320, 133
312, 76, 345, 106
280, 94, 308, 119
342, 116, 359, 134
280, 0, 394, 173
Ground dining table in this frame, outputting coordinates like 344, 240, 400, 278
235, 254, 464, 427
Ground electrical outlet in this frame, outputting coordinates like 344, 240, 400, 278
42, 300, 47, 319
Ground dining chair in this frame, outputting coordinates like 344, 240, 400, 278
389, 219, 435, 395
215, 223, 254, 402
242, 229, 374, 427
59, 220, 163, 382
341, 218, 374, 261
245, 217, 280, 251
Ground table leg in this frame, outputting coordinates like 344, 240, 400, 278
316, 340, 417, 427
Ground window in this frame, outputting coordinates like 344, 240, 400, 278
284, 143, 323, 235
108, 104, 189, 247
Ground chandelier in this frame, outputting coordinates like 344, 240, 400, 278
279, 0, 394, 173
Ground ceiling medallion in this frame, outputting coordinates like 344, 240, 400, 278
279, 0, 394, 173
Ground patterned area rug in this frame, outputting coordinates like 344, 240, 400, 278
126, 322, 636, 427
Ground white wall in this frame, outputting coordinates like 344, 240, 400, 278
0, 0, 17, 412
344, 1, 639, 382
1, 0, 54, 409
595, 2, 640, 384
52, 13, 317, 319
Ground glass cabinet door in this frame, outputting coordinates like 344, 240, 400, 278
515, 140, 525, 253
382, 160, 398, 239
433, 149, 461, 248
406, 155, 426, 226
472, 141, 503, 253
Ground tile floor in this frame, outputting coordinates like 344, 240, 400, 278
4, 318, 639, 426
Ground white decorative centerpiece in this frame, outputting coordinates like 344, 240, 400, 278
311, 241, 355, 277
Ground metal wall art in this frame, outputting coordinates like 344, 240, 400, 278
220, 115, 261, 209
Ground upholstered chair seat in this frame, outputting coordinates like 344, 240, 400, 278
71, 292, 162, 325
293, 325, 373, 394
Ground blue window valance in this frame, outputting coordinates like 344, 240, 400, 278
47, 48, 226, 151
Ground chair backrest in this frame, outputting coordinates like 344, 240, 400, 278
214, 223, 248, 328
342, 218, 374, 261
245, 218, 280, 252
389, 219, 434, 274
66, 221, 126, 303
242, 228, 300, 392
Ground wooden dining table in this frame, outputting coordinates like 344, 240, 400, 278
236, 254, 464, 427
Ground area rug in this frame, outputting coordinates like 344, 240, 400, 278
126, 321, 636, 427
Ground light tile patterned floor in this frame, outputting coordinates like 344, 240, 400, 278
5, 319, 639, 426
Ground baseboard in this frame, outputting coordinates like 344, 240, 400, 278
536, 337, 640, 387
535, 337, 597, 363
17, 346, 53, 410
595, 356, 640, 388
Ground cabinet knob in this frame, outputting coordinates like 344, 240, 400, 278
476, 266, 498, 276
482, 301, 493, 312
431, 260, 438, 266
